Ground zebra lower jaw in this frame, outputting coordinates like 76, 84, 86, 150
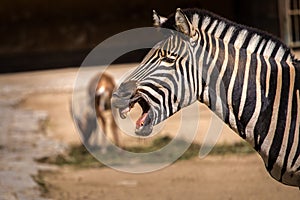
135, 97, 153, 136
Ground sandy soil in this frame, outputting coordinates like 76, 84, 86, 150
41, 156, 298, 200
20, 91, 300, 200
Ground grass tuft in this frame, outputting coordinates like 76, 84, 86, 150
38, 136, 255, 168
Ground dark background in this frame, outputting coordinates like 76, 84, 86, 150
0, 0, 280, 73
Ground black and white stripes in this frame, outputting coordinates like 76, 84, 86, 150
115, 8, 300, 187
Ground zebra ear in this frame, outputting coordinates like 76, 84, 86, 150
153, 10, 167, 27
175, 8, 195, 37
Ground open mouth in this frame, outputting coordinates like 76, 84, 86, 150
118, 93, 152, 132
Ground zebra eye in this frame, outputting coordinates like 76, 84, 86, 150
161, 56, 176, 63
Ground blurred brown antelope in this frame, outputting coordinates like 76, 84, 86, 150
72, 72, 120, 152
88, 72, 120, 150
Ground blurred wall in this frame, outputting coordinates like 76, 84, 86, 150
0, 0, 279, 73
234, 0, 280, 36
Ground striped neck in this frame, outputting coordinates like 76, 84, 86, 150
193, 11, 298, 148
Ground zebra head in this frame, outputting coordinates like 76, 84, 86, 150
112, 8, 201, 136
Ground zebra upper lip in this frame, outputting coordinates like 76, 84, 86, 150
118, 94, 141, 119
112, 85, 153, 135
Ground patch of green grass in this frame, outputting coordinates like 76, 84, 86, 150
209, 142, 255, 155
125, 136, 254, 159
37, 145, 104, 168
38, 136, 255, 168
125, 136, 172, 153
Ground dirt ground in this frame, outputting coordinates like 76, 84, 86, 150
20, 91, 300, 200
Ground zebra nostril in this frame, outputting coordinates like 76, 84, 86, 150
112, 92, 121, 99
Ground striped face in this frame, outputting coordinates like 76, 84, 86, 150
112, 10, 201, 136
112, 33, 199, 136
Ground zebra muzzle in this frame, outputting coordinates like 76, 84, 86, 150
112, 85, 153, 136
117, 94, 142, 119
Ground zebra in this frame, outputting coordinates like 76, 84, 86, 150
112, 8, 300, 187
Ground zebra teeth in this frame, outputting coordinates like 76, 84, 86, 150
120, 107, 130, 119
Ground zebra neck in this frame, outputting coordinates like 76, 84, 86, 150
195, 14, 299, 145
182, 9, 300, 186
296, 60, 300, 90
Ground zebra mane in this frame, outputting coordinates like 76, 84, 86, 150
161, 8, 297, 62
